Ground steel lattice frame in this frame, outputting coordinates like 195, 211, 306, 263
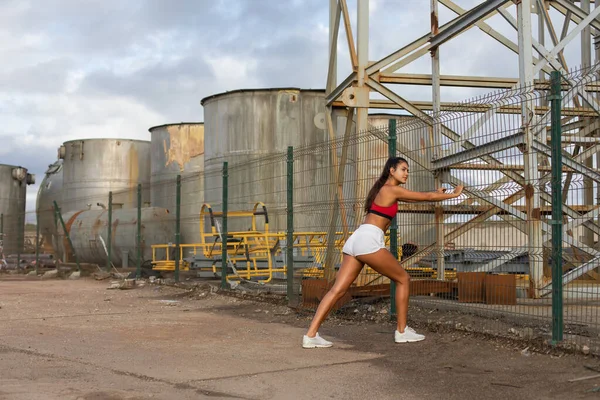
325, 0, 600, 298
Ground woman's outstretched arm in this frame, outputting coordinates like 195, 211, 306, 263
391, 185, 463, 203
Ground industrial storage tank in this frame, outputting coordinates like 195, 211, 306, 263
149, 123, 204, 245
0, 164, 35, 255
59, 207, 174, 267
35, 159, 64, 256
59, 139, 151, 214
201, 88, 330, 232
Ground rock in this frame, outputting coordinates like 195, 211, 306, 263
93, 271, 112, 280
69, 271, 81, 280
379, 309, 388, 315
159, 300, 180, 306
583, 345, 591, 355
119, 279, 136, 289
42, 270, 58, 280
27, 271, 37, 276
522, 327, 534, 339
107, 281, 121, 290
521, 347, 531, 357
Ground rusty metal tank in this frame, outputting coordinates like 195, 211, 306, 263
35, 159, 64, 256
149, 123, 204, 245
60, 207, 174, 267
0, 164, 35, 255
201, 88, 330, 232
59, 139, 151, 213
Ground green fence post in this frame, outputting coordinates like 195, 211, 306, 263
388, 119, 398, 317
35, 211, 40, 275
550, 70, 564, 344
221, 162, 228, 289
53, 201, 80, 272
174, 175, 181, 282
136, 183, 142, 279
287, 146, 295, 305
106, 191, 113, 271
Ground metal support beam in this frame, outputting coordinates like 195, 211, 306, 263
336, 99, 598, 115
367, 1, 509, 75
434, 132, 525, 169
379, 73, 600, 90
497, 7, 565, 72
552, 0, 600, 32
327, 0, 341, 94
432, 0, 445, 280
340, 0, 358, 69
327, 72, 356, 105
430, 0, 508, 48
532, 140, 600, 183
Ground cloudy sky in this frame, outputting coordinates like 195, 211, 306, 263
0, 0, 590, 215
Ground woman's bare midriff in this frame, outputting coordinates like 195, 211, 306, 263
363, 213, 392, 232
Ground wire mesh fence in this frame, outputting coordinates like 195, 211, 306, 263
2, 65, 600, 353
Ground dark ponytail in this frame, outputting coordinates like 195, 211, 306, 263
363, 156, 408, 214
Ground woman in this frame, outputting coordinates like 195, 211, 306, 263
303, 156, 463, 348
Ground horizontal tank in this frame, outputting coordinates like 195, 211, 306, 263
59, 207, 174, 267
149, 123, 204, 245
201, 88, 331, 232
59, 139, 151, 213
36, 160, 64, 257
0, 164, 34, 256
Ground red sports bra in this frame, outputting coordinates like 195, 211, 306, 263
368, 202, 398, 220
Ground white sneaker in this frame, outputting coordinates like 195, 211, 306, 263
394, 326, 425, 343
302, 333, 333, 348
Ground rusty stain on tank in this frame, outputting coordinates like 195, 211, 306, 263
112, 219, 119, 248
163, 124, 204, 172
63, 210, 86, 261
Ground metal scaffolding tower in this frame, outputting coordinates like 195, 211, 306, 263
325, 0, 600, 298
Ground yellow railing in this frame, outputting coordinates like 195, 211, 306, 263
152, 202, 410, 285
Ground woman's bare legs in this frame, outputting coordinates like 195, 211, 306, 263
306, 254, 364, 337
356, 249, 410, 332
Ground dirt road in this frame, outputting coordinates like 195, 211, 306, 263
0, 277, 598, 399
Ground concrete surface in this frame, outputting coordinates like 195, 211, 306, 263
0, 277, 599, 399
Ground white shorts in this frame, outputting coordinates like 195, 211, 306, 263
342, 224, 386, 257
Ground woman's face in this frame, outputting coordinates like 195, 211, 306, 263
390, 161, 409, 184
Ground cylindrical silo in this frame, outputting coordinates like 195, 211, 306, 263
149, 123, 204, 245
201, 88, 330, 232
36, 159, 64, 257
367, 114, 436, 247
60, 207, 174, 267
0, 164, 35, 256
59, 139, 151, 213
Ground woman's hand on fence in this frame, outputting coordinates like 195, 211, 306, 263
452, 185, 464, 197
